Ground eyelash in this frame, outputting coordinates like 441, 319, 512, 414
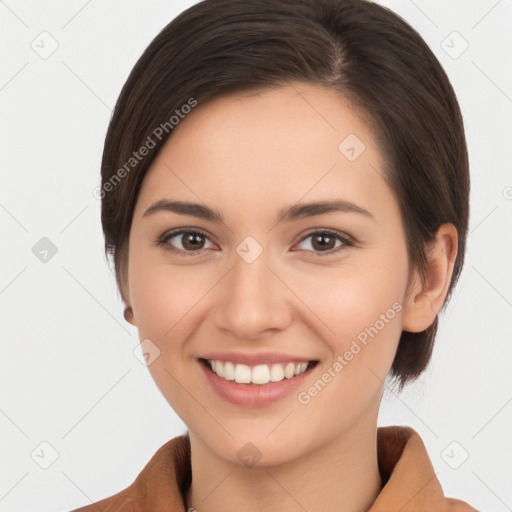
155, 228, 355, 258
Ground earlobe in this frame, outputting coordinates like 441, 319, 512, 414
124, 305, 136, 325
402, 223, 458, 333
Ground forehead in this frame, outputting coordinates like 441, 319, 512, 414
169, 82, 377, 160
135, 82, 393, 225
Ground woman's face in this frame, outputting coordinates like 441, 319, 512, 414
126, 82, 413, 465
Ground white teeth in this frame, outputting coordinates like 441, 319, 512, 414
252, 364, 270, 384
234, 364, 252, 384
269, 364, 284, 382
223, 361, 235, 380
294, 362, 308, 375
207, 359, 311, 385
284, 362, 295, 379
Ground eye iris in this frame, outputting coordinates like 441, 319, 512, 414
312, 234, 335, 251
182, 232, 205, 250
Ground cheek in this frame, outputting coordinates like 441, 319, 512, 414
295, 254, 407, 341
290, 270, 406, 433
127, 250, 216, 417
290, 249, 408, 394
129, 248, 215, 346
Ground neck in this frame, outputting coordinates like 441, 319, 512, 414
185, 415, 382, 512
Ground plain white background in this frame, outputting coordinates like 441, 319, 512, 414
0, 1, 511, 510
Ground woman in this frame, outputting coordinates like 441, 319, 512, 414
74, 0, 476, 509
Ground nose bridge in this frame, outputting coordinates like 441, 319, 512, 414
212, 241, 291, 339
231, 248, 272, 301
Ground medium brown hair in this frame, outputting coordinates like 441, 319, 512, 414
100, 0, 470, 388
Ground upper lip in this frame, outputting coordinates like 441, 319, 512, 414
200, 352, 317, 366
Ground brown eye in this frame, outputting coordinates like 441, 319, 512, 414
294, 230, 352, 255
158, 229, 215, 254
310, 233, 337, 251
180, 232, 206, 250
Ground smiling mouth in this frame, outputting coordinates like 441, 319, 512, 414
199, 358, 319, 385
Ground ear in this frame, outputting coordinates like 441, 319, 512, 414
402, 223, 458, 333
118, 248, 137, 327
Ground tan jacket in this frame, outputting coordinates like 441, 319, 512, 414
72, 426, 477, 511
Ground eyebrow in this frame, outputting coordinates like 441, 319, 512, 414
142, 199, 373, 223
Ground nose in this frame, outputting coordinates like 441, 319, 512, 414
212, 247, 293, 340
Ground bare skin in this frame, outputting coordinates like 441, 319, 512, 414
123, 82, 457, 512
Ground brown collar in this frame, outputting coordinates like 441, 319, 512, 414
72, 426, 476, 511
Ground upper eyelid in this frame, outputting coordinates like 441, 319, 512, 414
298, 229, 354, 243
160, 228, 217, 246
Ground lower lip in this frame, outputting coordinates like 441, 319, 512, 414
199, 360, 316, 408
